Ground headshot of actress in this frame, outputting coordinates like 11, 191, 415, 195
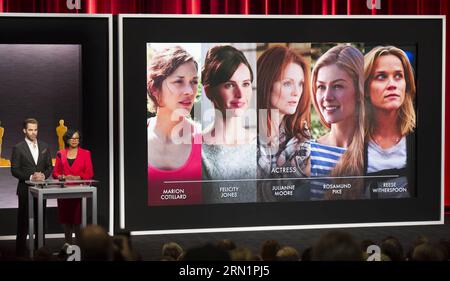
201, 45, 257, 203
147, 46, 202, 205
52, 129, 94, 248
256, 46, 311, 202
310, 45, 366, 200
363, 46, 416, 198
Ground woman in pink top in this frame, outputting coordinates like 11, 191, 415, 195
147, 46, 202, 206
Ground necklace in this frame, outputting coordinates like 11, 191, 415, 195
371, 133, 401, 147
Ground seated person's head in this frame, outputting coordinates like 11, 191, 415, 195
276, 246, 300, 261
381, 236, 404, 261
79, 225, 112, 261
312, 231, 363, 261
162, 242, 184, 260
412, 243, 446, 261
230, 247, 253, 261
260, 240, 281, 261
216, 239, 237, 252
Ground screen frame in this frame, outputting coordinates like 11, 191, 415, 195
0, 13, 114, 238
119, 14, 445, 235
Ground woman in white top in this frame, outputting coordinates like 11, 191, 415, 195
363, 46, 416, 198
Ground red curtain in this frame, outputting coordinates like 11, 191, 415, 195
0, 0, 446, 15
1, 0, 449, 207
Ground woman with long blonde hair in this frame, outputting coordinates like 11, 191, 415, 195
363, 46, 416, 198
310, 45, 366, 200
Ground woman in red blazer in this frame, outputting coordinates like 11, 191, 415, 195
52, 129, 94, 246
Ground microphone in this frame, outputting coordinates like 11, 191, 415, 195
56, 152, 65, 183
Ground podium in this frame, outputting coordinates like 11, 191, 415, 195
26, 179, 98, 258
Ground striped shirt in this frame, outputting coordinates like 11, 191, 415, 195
310, 141, 346, 176
310, 141, 346, 200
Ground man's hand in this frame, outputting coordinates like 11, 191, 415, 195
31, 172, 45, 181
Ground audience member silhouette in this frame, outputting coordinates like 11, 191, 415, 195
312, 231, 363, 261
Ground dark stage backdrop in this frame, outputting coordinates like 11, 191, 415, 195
0, 0, 447, 212
0, 44, 81, 210
0, 15, 111, 236
0, 44, 81, 160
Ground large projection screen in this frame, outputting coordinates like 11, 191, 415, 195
119, 15, 444, 234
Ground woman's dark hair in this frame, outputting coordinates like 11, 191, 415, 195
63, 129, 81, 146
202, 45, 254, 110
147, 46, 198, 113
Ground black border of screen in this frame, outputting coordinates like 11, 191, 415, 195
0, 15, 111, 236
121, 16, 443, 232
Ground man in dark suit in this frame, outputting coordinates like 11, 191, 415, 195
11, 118, 52, 257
